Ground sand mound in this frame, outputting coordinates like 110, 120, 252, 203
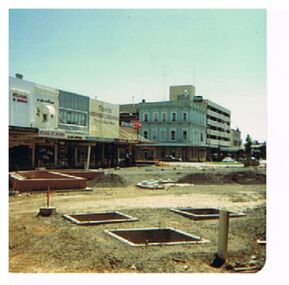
87, 173, 127, 187
222, 171, 266, 184
177, 171, 266, 185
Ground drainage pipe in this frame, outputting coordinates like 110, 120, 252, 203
217, 210, 229, 261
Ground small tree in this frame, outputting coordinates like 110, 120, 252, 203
244, 134, 253, 156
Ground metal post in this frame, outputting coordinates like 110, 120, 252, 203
54, 144, 58, 167
217, 210, 229, 261
86, 145, 91, 170
31, 144, 35, 169
117, 145, 120, 166
47, 187, 50, 208
101, 144, 105, 167
74, 147, 78, 168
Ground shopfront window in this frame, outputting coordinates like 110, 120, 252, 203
59, 109, 87, 126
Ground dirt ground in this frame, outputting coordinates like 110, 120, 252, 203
9, 164, 266, 273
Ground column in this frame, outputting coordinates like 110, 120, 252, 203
31, 143, 35, 169
54, 144, 58, 168
86, 145, 91, 170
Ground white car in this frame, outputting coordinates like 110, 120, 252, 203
222, 157, 236, 162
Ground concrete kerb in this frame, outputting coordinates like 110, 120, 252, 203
104, 227, 210, 247
63, 211, 138, 225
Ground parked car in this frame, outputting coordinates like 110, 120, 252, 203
160, 155, 182, 162
243, 157, 260, 167
222, 157, 236, 163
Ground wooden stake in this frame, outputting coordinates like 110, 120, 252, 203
47, 187, 50, 208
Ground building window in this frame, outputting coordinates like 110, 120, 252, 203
143, 130, 148, 139
183, 130, 188, 140
152, 129, 158, 140
200, 132, 204, 142
59, 109, 87, 126
160, 129, 166, 141
42, 114, 48, 122
67, 112, 72, 124
161, 112, 167, 122
82, 114, 87, 126
170, 130, 176, 141
143, 112, 148, 122
182, 112, 188, 121
153, 112, 159, 122
171, 112, 177, 121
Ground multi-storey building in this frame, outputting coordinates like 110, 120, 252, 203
201, 99, 231, 148
135, 85, 208, 161
230, 128, 242, 148
191, 97, 231, 160
134, 85, 234, 162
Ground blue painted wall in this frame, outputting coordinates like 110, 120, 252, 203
139, 100, 207, 145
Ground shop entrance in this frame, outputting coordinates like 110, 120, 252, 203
9, 146, 32, 171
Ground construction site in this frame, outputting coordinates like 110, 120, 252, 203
8, 75, 267, 274
9, 162, 266, 273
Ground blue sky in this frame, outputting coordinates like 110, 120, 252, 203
9, 9, 266, 141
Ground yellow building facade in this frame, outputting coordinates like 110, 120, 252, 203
89, 98, 119, 139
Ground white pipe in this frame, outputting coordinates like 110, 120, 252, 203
217, 210, 229, 261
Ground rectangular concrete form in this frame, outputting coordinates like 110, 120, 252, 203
10, 170, 87, 191
63, 211, 138, 225
54, 169, 104, 180
170, 207, 245, 220
105, 227, 209, 246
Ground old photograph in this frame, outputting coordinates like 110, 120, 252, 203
8, 9, 266, 274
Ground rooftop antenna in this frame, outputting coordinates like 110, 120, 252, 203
132, 96, 135, 107
162, 65, 168, 100
193, 67, 196, 86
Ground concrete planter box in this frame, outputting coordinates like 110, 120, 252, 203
10, 170, 87, 192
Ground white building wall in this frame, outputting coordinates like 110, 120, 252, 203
34, 85, 59, 130
9, 77, 35, 128
9, 76, 59, 130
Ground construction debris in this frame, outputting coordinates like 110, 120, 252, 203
136, 178, 193, 189
136, 181, 165, 189
257, 239, 266, 245
233, 266, 261, 273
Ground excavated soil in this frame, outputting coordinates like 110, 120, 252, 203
87, 173, 127, 187
177, 170, 266, 185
